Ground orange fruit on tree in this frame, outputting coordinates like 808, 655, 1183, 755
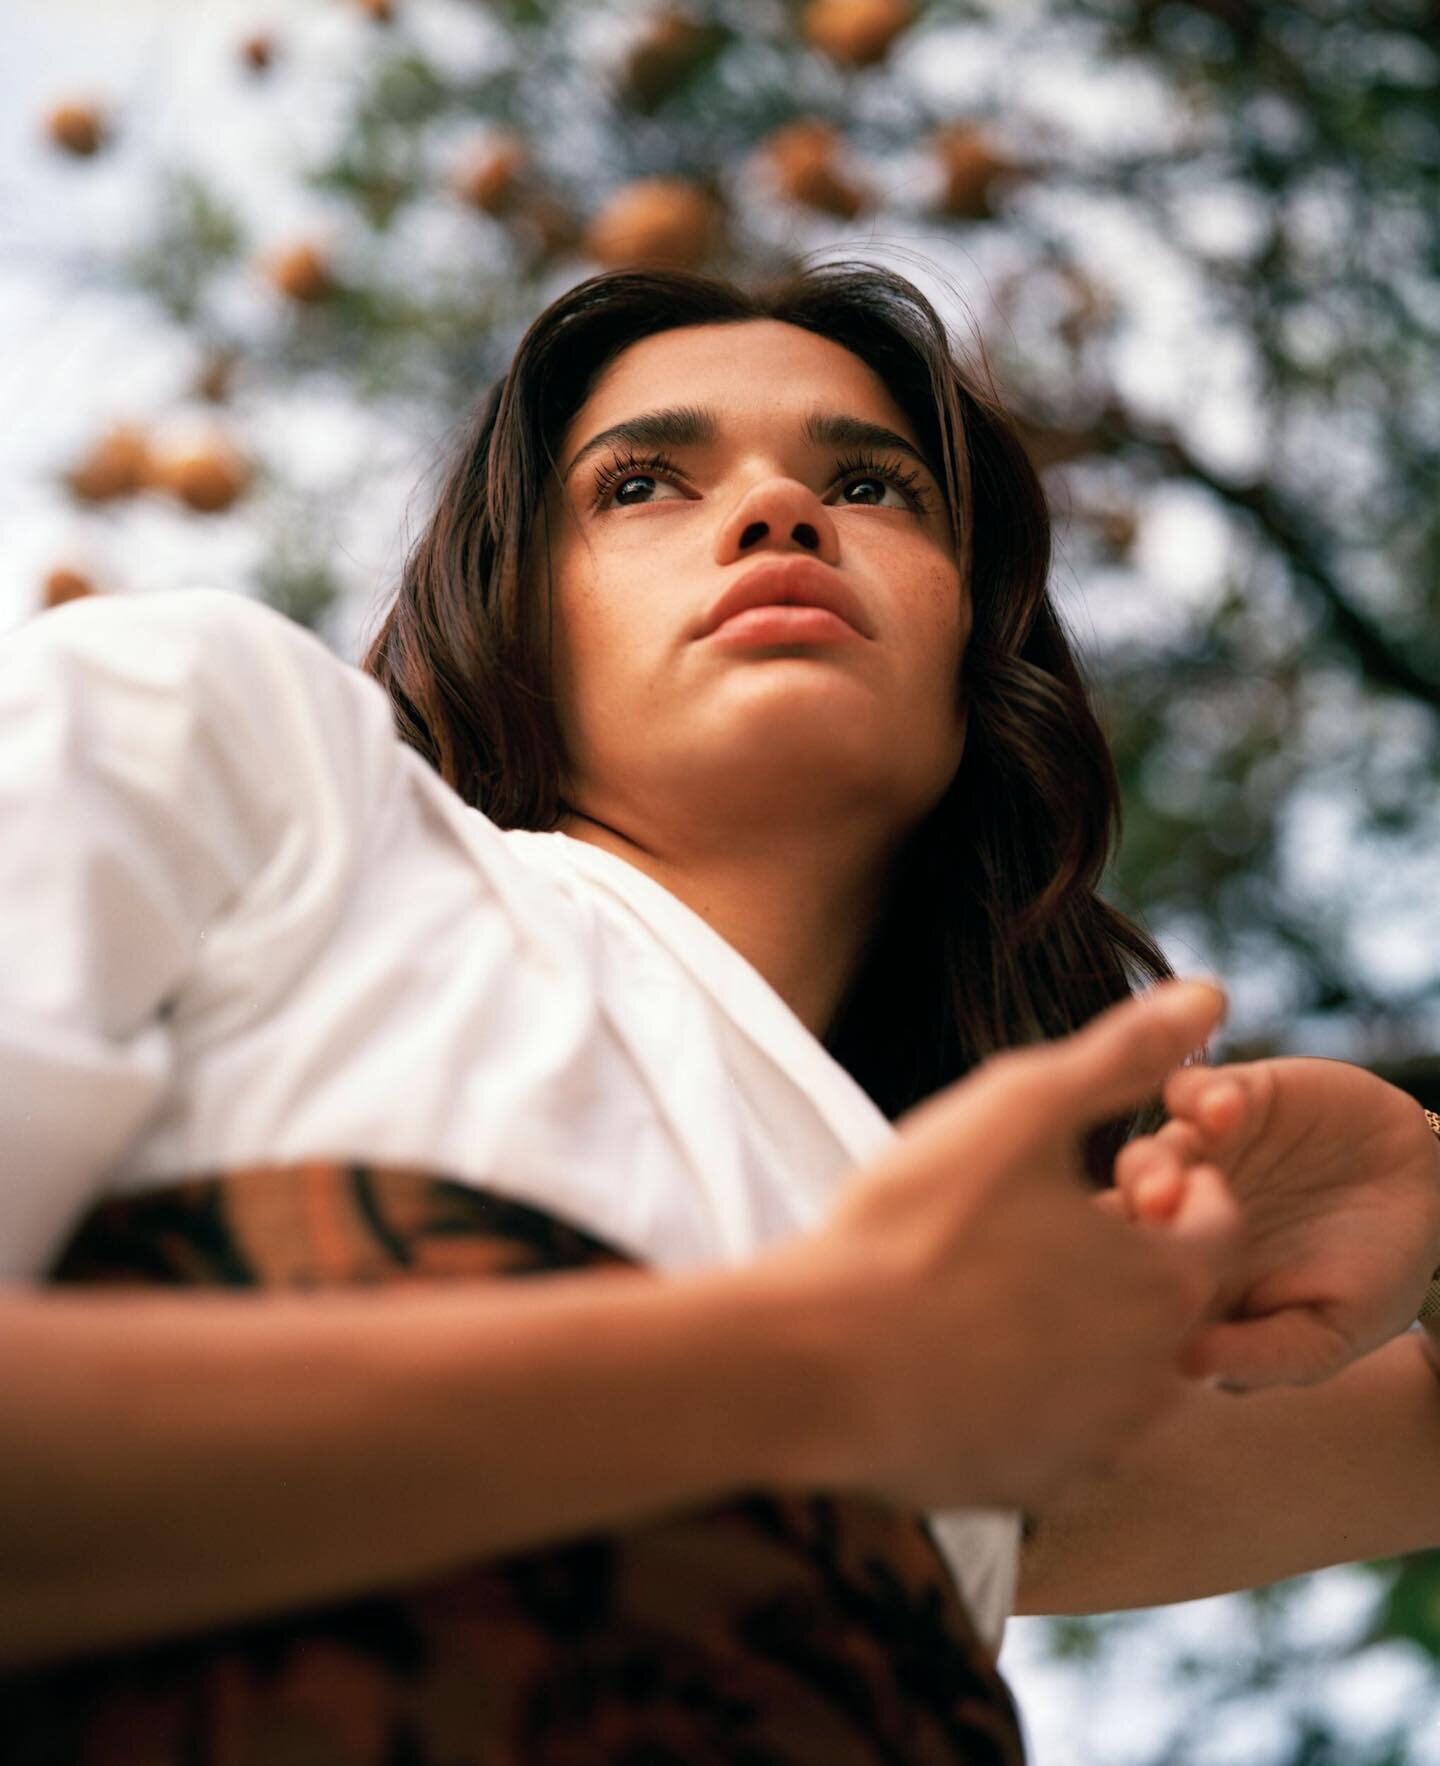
802, 0, 911, 68
452, 135, 527, 216
621, 10, 717, 110
46, 100, 109, 158
41, 567, 101, 610
65, 423, 156, 503
153, 437, 252, 514
932, 125, 1014, 220
583, 178, 721, 271
265, 240, 335, 303
240, 33, 276, 73
762, 120, 870, 219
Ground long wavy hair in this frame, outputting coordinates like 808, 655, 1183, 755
361, 262, 1176, 1184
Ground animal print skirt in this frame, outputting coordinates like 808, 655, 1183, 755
4, 1161, 1027, 1764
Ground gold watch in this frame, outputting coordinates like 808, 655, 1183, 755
1418, 1108, 1440, 1326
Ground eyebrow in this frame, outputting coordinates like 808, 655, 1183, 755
560, 403, 940, 486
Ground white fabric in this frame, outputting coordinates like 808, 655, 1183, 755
0, 585, 1020, 1646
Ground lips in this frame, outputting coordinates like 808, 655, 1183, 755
695, 556, 873, 642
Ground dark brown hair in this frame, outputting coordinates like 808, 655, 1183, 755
361, 262, 1175, 1182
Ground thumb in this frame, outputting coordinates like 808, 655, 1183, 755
892, 979, 1227, 1165
1050, 978, 1228, 1130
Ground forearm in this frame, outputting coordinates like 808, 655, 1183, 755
0, 1260, 844, 1667
1017, 1328, 1440, 1615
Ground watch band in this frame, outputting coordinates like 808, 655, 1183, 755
1417, 1108, 1440, 1325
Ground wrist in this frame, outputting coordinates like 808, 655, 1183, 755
1416, 1108, 1440, 1332
712, 1250, 870, 1495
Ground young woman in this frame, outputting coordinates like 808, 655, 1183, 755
2, 263, 1438, 1763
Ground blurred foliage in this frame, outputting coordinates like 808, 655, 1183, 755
1032, 1562, 1440, 1764
124, 171, 244, 323
34, 5, 1440, 1752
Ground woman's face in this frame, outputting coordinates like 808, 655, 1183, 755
537, 318, 971, 859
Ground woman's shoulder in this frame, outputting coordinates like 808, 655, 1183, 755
7, 587, 406, 814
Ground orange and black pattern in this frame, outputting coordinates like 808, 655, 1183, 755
5, 1161, 1027, 1764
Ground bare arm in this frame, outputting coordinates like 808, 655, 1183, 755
1016, 1328, 1440, 1616
1, 982, 1243, 1672
0, 1262, 844, 1669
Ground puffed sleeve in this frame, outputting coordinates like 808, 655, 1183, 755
0, 587, 403, 1278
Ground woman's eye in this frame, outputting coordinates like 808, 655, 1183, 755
831, 452, 932, 513
611, 473, 678, 506
839, 475, 901, 508
590, 452, 688, 509
591, 450, 931, 515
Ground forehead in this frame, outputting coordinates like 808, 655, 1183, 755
564, 319, 917, 444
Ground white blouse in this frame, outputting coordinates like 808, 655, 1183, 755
0, 585, 1021, 1647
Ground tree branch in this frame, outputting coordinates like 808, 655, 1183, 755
1105, 412, 1440, 716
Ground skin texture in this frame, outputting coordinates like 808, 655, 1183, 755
1110, 1056, 1440, 1389
1021, 1067, 1440, 1616
534, 319, 970, 1038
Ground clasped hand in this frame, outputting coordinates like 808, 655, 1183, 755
1113, 1053, 1440, 1392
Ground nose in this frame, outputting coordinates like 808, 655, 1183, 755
715, 476, 841, 569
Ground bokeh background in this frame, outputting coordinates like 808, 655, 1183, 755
4, 0, 1439, 1758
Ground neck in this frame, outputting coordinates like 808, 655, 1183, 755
555, 808, 894, 1040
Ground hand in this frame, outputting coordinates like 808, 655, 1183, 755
774, 980, 1243, 1513
1114, 1057, 1440, 1391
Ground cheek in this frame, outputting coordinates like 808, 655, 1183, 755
549, 564, 652, 736
914, 565, 970, 727
912, 557, 969, 659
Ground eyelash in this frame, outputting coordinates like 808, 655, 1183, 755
588, 447, 935, 515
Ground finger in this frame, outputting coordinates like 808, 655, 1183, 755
1155, 1119, 1208, 1164
1144, 1162, 1242, 1313
1116, 1151, 1185, 1222
1116, 1121, 1201, 1185
1114, 1133, 1164, 1185
1157, 1159, 1240, 1247
1116, 1129, 1204, 1221
1037, 979, 1229, 1130
1178, 1307, 1352, 1390
896, 979, 1227, 1167
1164, 1065, 1251, 1140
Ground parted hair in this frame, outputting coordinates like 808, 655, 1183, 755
360, 262, 1174, 1183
